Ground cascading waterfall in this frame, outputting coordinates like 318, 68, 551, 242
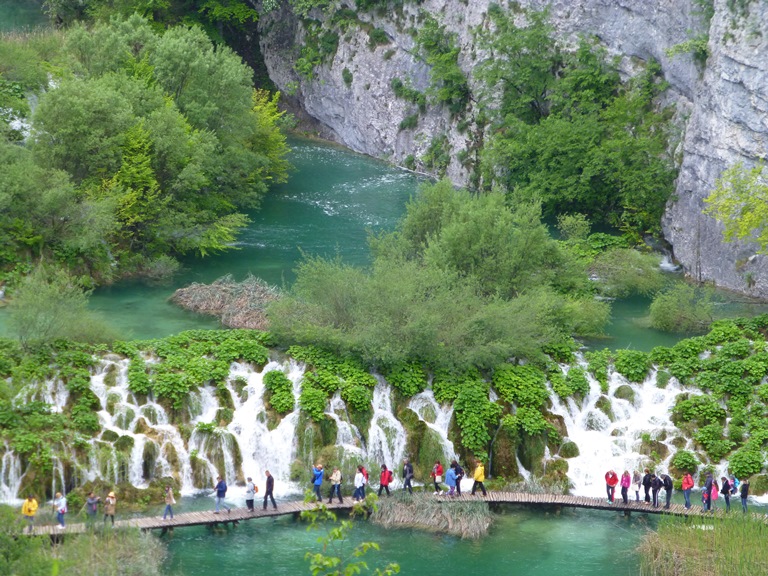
366, 378, 407, 472
326, 393, 364, 457
408, 389, 457, 463
0, 446, 23, 503
549, 358, 691, 497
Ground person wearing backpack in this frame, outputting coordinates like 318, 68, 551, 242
245, 476, 257, 512
642, 468, 653, 503
360, 466, 369, 499
661, 473, 673, 509
353, 465, 366, 502
740, 479, 750, 512
378, 464, 393, 497
650, 474, 663, 508
720, 476, 731, 512
311, 465, 324, 502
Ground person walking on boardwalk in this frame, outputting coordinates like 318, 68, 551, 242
632, 470, 642, 502
703, 472, 713, 512
104, 491, 117, 525
651, 474, 663, 508
328, 466, 343, 503
431, 460, 444, 495
163, 485, 176, 520
245, 477, 257, 512
620, 470, 631, 504
605, 470, 619, 503
402, 459, 414, 494
711, 479, 719, 511
681, 471, 694, 509
471, 460, 488, 496
311, 464, 324, 502
445, 462, 458, 497
353, 465, 366, 502
720, 476, 731, 512
213, 476, 231, 514
660, 472, 673, 509
642, 468, 653, 503
740, 478, 749, 512
21, 495, 38, 533
378, 464, 393, 497
263, 470, 277, 510
453, 460, 465, 495
53, 492, 67, 530
359, 465, 369, 499
86, 492, 100, 522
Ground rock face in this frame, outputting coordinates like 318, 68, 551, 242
663, 0, 768, 297
258, 0, 768, 297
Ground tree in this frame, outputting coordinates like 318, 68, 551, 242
649, 283, 713, 333
705, 162, 768, 252
8, 265, 117, 348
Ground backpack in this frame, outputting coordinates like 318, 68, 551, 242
387, 470, 394, 483
361, 467, 369, 481
662, 475, 673, 490
455, 465, 464, 480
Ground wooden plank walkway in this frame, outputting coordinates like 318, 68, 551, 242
25, 492, 720, 536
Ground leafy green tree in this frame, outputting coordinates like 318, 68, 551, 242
8, 265, 117, 348
589, 248, 666, 297
705, 162, 768, 252
649, 283, 713, 333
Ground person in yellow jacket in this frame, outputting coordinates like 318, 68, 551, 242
21, 495, 38, 533
471, 460, 487, 496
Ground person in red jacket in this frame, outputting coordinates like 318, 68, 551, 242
378, 464, 393, 497
431, 460, 444, 495
681, 472, 694, 509
605, 470, 619, 503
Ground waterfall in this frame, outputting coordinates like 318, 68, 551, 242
366, 378, 407, 472
0, 447, 23, 504
325, 393, 364, 456
408, 389, 458, 463
548, 358, 690, 497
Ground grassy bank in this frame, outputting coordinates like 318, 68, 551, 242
639, 514, 768, 575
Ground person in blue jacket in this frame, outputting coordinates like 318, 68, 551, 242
312, 464, 324, 502
445, 463, 458, 497
214, 476, 231, 514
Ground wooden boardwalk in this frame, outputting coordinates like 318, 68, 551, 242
25, 492, 720, 536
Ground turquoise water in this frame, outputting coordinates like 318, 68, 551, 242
163, 507, 649, 576
0, 0, 47, 32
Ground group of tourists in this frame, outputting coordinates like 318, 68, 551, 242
604, 468, 752, 513
20, 489, 118, 532
310, 458, 489, 502
212, 470, 277, 515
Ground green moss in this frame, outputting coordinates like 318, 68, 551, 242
559, 440, 580, 459
517, 433, 547, 476
595, 395, 615, 421
101, 429, 120, 443
613, 384, 636, 404
748, 474, 768, 496
655, 370, 671, 388
114, 435, 135, 453
490, 425, 519, 479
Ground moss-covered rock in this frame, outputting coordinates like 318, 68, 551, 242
106, 393, 121, 415
559, 440, 580, 459
670, 436, 687, 449
541, 458, 570, 493
103, 361, 118, 388
215, 407, 234, 426
318, 415, 339, 447
595, 395, 615, 421
114, 435, 135, 453
640, 438, 670, 461
142, 441, 159, 480
114, 407, 136, 430
748, 474, 768, 496
517, 433, 547, 476
349, 409, 372, 445
490, 425, 519, 480
613, 384, 635, 404
101, 429, 120, 443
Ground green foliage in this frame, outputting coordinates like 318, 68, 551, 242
1, 16, 290, 284
705, 163, 768, 253
694, 423, 734, 461
300, 383, 328, 422
384, 363, 427, 397
670, 450, 699, 473
493, 364, 548, 407
398, 113, 419, 131
502, 406, 557, 438
666, 35, 710, 66
614, 349, 651, 383
453, 378, 502, 454
342, 67, 353, 87
301, 498, 400, 576
649, 284, 714, 333
566, 367, 590, 397
584, 349, 612, 393
421, 134, 451, 176
476, 7, 675, 235
390, 78, 426, 111
270, 181, 607, 372
728, 447, 763, 479
264, 370, 295, 414
416, 15, 469, 116
8, 265, 117, 349
589, 249, 665, 298
368, 28, 390, 49
672, 395, 726, 427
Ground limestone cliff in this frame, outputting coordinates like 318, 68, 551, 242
258, 0, 768, 297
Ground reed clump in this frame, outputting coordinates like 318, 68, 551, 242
639, 514, 768, 576
370, 493, 493, 539
171, 274, 280, 329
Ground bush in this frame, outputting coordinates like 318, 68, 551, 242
300, 384, 328, 421
264, 370, 295, 414
342, 67, 353, 87
367, 27, 390, 49
671, 395, 726, 427
649, 284, 713, 333
614, 349, 651, 383
566, 367, 590, 397
729, 447, 763, 479
670, 449, 699, 474
493, 364, 548, 407
385, 363, 427, 396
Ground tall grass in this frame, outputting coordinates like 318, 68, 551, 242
639, 514, 768, 575
371, 493, 493, 539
